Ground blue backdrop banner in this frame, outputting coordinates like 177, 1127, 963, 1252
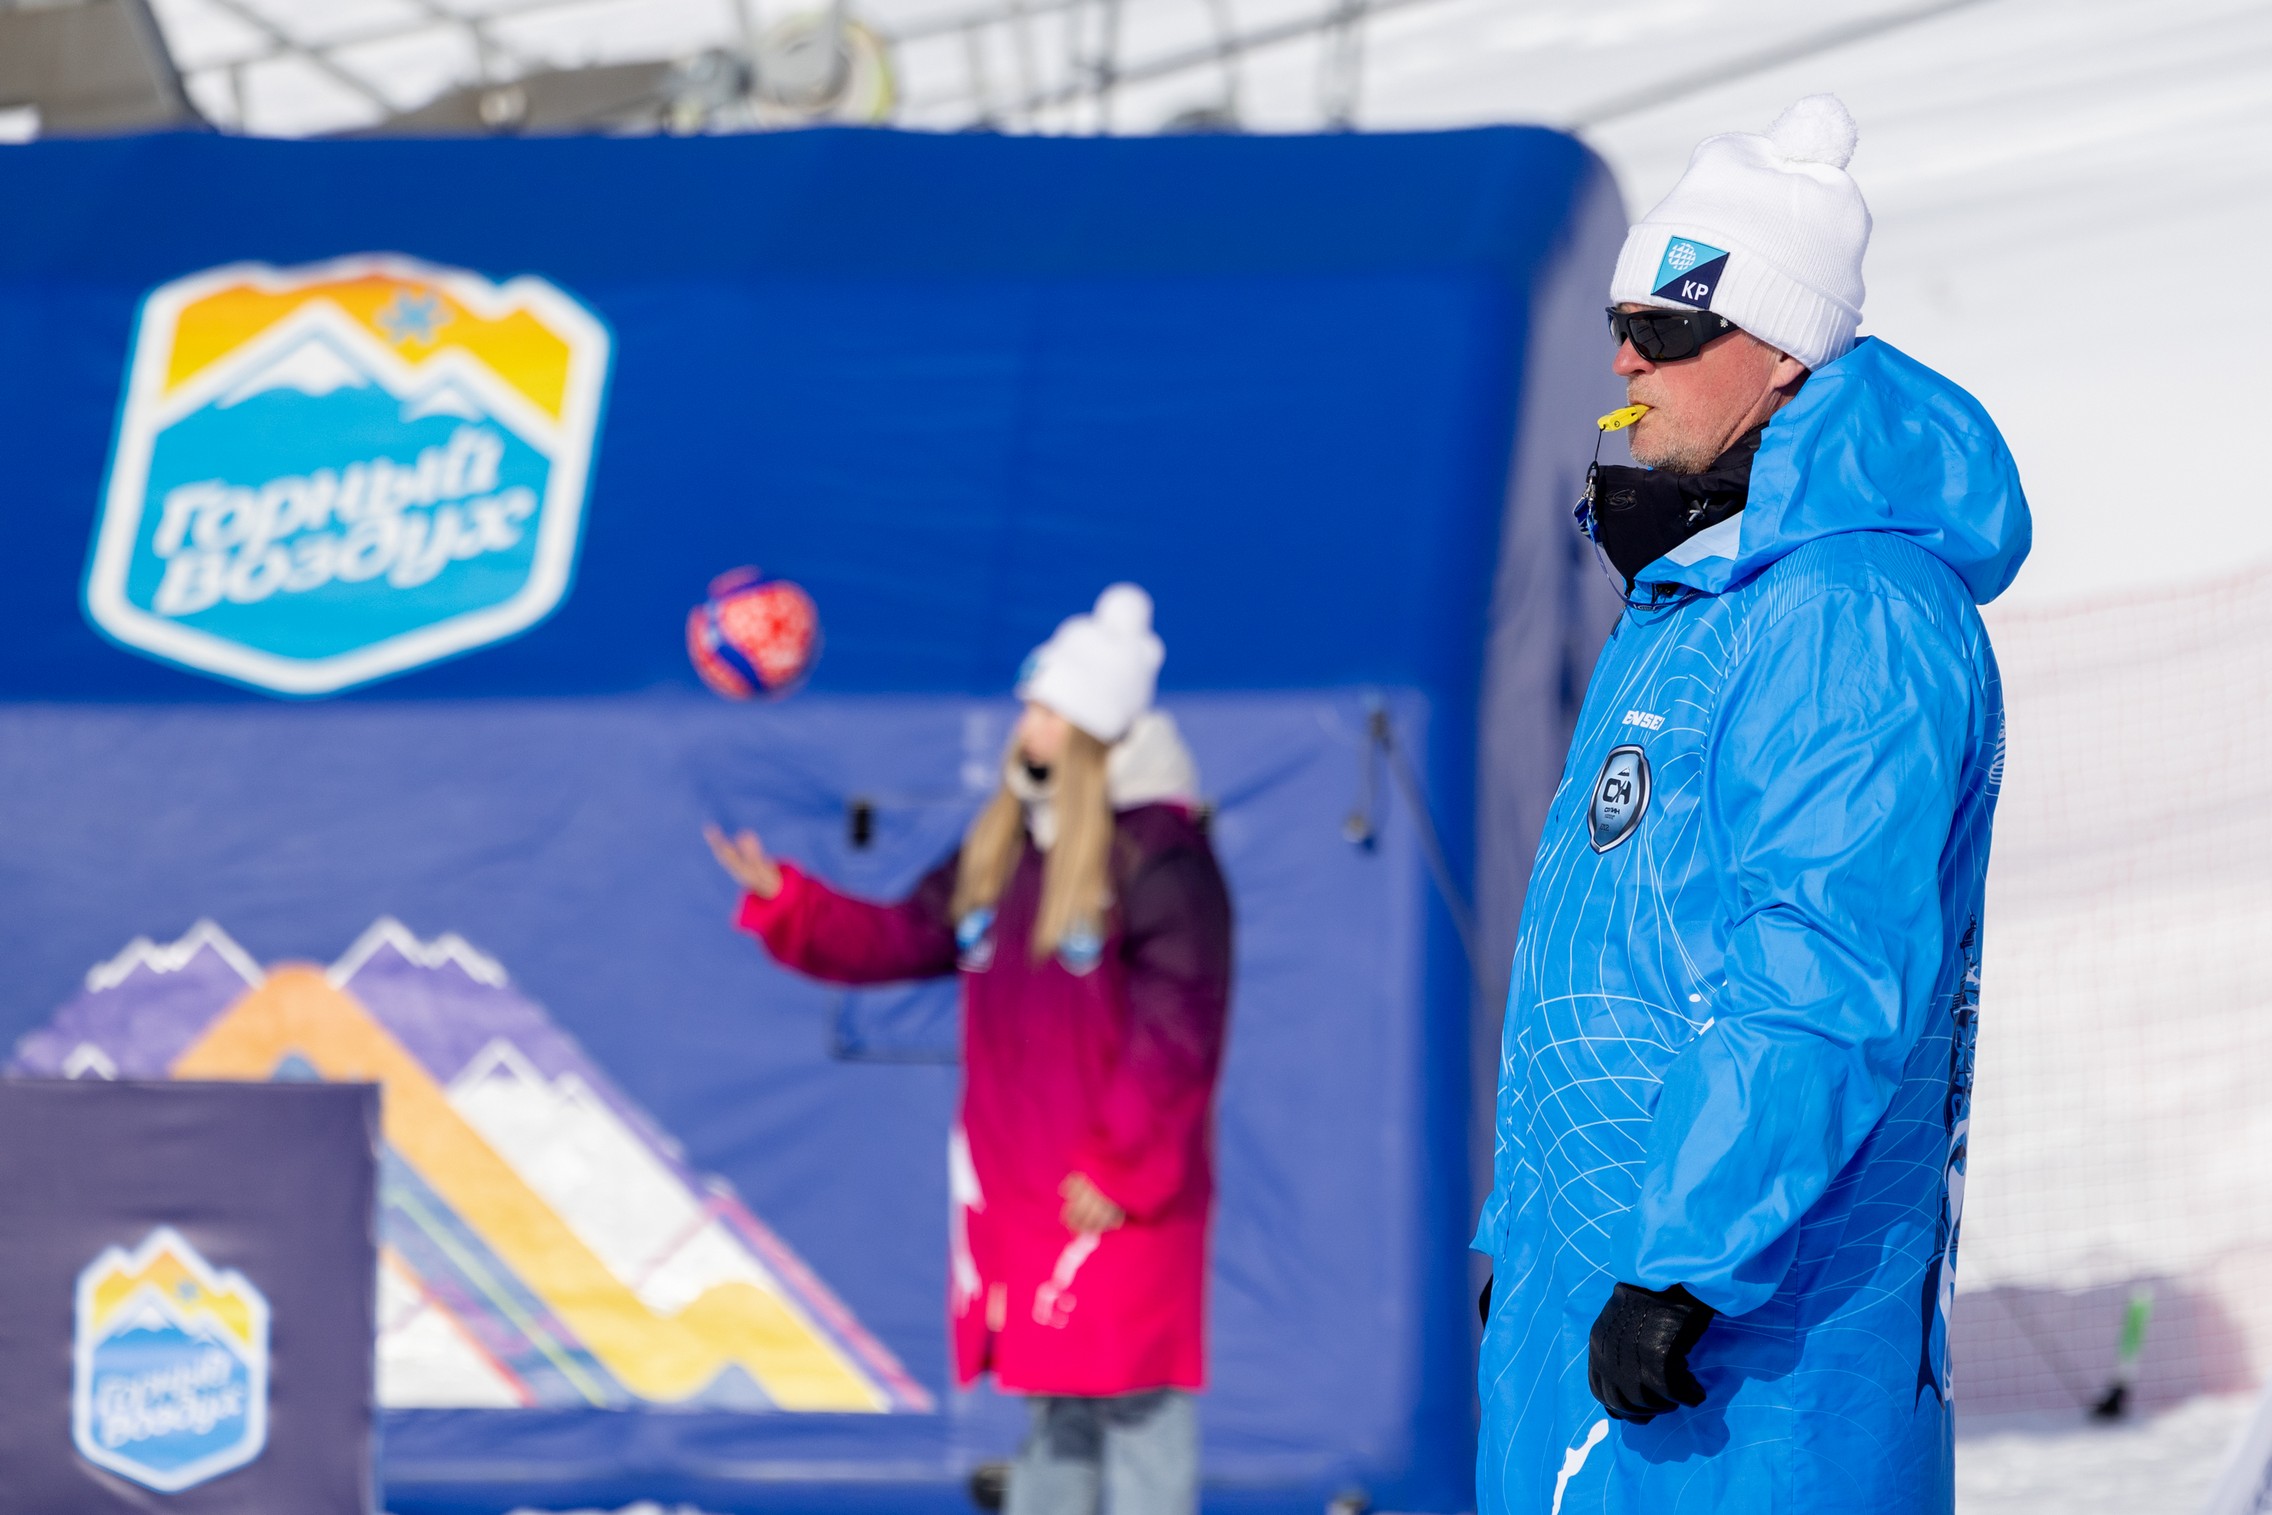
0, 125, 1619, 1513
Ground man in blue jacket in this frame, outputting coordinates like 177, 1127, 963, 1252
1474, 95, 2031, 1513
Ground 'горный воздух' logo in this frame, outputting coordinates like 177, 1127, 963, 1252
74, 1227, 271, 1492
86, 255, 612, 696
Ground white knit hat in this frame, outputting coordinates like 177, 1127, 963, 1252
1017, 584, 1163, 744
1609, 95, 1871, 371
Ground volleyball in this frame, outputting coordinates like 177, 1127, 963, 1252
686, 567, 821, 699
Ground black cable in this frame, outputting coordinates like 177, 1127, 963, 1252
1361, 702, 1486, 990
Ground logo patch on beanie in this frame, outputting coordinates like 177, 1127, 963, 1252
1652, 238, 1728, 310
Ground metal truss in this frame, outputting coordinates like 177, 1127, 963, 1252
116, 0, 1464, 138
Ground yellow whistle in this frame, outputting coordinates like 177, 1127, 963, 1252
1597, 404, 1651, 432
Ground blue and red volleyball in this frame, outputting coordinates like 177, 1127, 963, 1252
686, 568, 821, 699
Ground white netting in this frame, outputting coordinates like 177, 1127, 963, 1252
1957, 566, 2272, 1412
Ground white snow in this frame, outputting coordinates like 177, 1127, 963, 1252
1958, 1395, 2253, 1515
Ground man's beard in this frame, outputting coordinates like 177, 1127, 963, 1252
1628, 414, 1726, 475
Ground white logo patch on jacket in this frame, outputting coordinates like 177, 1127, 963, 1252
1588, 745, 1650, 853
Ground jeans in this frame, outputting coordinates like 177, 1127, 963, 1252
1004, 1389, 1198, 1515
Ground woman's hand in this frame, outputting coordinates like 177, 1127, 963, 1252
705, 824, 784, 900
1059, 1172, 1126, 1235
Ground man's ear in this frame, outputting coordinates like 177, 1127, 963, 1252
1771, 351, 1811, 393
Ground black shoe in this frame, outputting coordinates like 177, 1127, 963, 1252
968, 1460, 1010, 1511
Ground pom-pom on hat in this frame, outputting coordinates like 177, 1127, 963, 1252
1609, 94, 1872, 371
1017, 584, 1164, 744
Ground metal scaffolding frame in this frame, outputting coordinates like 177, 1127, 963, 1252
5, 0, 2020, 152
97, 0, 1455, 137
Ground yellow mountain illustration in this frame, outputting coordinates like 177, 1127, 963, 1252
171, 967, 886, 1410
86, 1241, 258, 1347
163, 275, 574, 421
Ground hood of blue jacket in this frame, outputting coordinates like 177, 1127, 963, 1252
1647, 336, 2032, 604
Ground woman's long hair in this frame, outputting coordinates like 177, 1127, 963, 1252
953, 726, 1113, 959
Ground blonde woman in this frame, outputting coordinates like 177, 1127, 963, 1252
707, 585, 1232, 1515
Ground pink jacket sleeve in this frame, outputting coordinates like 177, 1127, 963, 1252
1075, 845, 1235, 1221
734, 856, 960, 985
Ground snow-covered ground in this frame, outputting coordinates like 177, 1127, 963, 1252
1958, 1395, 2252, 1515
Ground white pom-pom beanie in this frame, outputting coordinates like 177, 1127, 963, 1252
1017, 584, 1164, 744
1609, 95, 1872, 371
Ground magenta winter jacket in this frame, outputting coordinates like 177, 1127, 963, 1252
737, 800, 1233, 1395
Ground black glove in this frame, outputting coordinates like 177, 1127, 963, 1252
1479, 1276, 1492, 1326
1586, 1282, 1714, 1424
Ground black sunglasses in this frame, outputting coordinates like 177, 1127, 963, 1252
1606, 305, 1738, 362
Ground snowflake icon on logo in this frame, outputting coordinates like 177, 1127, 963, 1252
1666, 242, 1699, 273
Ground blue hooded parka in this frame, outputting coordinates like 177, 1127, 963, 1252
1474, 338, 2031, 1513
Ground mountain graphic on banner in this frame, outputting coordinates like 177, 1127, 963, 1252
9, 920, 930, 1414
215, 327, 373, 406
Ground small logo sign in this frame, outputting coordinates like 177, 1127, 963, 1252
1587, 744, 1650, 853
87, 255, 612, 696
1651, 237, 1729, 310
74, 1227, 271, 1492
956, 907, 998, 972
